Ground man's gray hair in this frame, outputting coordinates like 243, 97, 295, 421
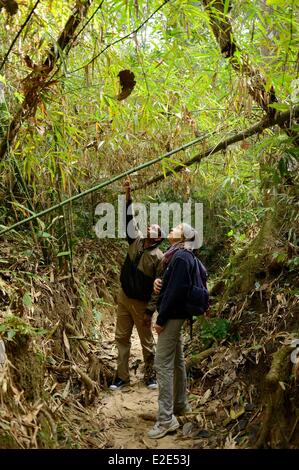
181, 223, 200, 250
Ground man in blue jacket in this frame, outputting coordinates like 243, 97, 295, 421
148, 223, 207, 439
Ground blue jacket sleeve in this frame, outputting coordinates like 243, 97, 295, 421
156, 257, 191, 326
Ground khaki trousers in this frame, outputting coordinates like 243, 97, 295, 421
115, 289, 155, 382
154, 319, 188, 423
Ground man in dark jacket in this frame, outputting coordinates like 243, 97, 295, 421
110, 179, 164, 390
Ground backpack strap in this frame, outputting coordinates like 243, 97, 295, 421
133, 239, 152, 267
134, 249, 143, 267
187, 251, 208, 340
188, 251, 197, 340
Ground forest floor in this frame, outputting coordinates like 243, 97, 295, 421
97, 312, 194, 449
1, 238, 297, 449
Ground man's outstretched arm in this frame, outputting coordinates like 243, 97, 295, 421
123, 178, 139, 244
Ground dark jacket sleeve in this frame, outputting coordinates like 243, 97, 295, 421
145, 286, 158, 317
125, 198, 140, 244
156, 256, 192, 326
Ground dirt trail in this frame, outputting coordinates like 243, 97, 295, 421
98, 316, 194, 449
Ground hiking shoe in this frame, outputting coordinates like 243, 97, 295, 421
146, 377, 158, 390
148, 416, 180, 439
173, 403, 192, 415
109, 377, 129, 391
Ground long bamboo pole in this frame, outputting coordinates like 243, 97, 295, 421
0, 132, 211, 236
1, 105, 297, 237
0, 2, 297, 241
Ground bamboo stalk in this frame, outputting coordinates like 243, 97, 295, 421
0, 0, 41, 72
202, 0, 298, 143
256, 344, 293, 448
0, 0, 93, 162
72, 364, 96, 391
71, 0, 104, 45
140, 105, 299, 188
73, 0, 171, 72
202, 0, 277, 114
0, 105, 297, 237
0, 132, 210, 236
265, 346, 292, 387
186, 346, 217, 371
65, 323, 89, 354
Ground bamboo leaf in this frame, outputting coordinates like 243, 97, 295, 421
230, 405, 245, 420
22, 293, 33, 309
57, 251, 71, 257
62, 330, 71, 353
268, 103, 290, 111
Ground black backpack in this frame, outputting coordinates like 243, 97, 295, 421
120, 250, 154, 301
185, 252, 209, 338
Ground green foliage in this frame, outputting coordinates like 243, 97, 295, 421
0, 315, 47, 341
22, 292, 33, 309
288, 257, 299, 271
0, 0, 298, 271
199, 317, 231, 347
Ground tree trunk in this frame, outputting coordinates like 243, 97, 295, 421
0, 0, 92, 163
202, 0, 277, 114
138, 105, 299, 188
